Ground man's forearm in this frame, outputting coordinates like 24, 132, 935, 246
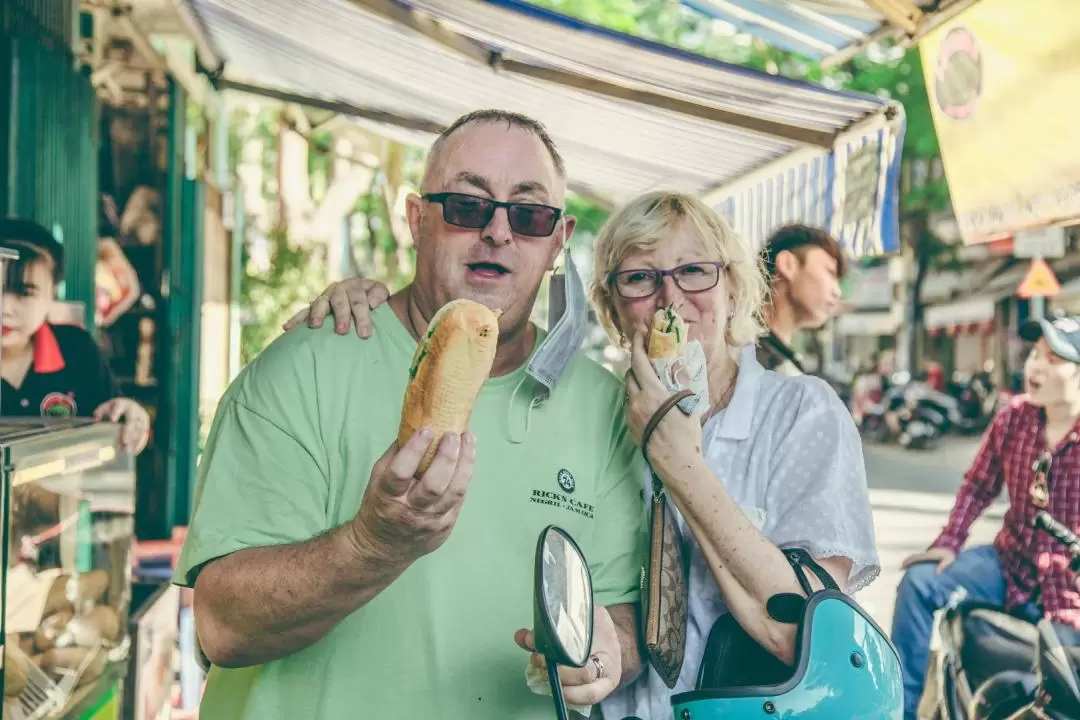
194, 521, 409, 668
607, 603, 643, 686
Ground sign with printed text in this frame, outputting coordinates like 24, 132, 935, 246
921, 0, 1080, 244
1017, 258, 1061, 299
1013, 226, 1066, 259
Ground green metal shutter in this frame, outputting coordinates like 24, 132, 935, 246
0, 33, 12, 210
162, 78, 204, 531
2, 33, 98, 330
2, 0, 77, 50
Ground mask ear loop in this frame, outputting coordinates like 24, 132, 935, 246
534, 221, 572, 409
506, 375, 540, 445
546, 221, 570, 338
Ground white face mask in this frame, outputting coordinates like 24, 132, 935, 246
525, 222, 588, 403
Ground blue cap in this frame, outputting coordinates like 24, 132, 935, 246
1020, 314, 1080, 363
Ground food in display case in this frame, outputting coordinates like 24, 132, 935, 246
0, 420, 137, 720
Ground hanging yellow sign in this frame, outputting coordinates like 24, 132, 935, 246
921, 0, 1080, 243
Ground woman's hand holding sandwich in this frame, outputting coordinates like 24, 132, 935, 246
351, 427, 477, 566
625, 331, 702, 478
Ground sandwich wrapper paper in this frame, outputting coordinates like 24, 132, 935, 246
525, 662, 593, 717
650, 339, 710, 417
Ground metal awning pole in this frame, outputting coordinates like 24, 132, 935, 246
215, 78, 446, 135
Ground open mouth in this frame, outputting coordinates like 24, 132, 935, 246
466, 262, 511, 279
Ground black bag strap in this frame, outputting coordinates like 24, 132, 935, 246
783, 548, 840, 596
641, 389, 695, 471
763, 332, 806, 374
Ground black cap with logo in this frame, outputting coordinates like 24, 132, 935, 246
1020, 314, 1080, 363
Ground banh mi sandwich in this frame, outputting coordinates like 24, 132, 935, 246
647, 304, 688, 359
398, 299, 501, 473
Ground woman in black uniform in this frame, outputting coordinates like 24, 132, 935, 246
0, 218, 149, 453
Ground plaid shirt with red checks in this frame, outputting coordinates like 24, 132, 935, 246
932, 397, 1080, 627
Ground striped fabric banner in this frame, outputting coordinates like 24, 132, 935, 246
709, 117, 903, 258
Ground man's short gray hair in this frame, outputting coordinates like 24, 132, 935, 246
426, 109, 566, 180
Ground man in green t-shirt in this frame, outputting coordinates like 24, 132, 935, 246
175, 109, 647, 720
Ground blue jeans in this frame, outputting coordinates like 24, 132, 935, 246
891, 545, 1080, 720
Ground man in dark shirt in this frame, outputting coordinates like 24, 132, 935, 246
0, 218, 149, 452
892, 314, 1080, 719
757, 225, 845, 382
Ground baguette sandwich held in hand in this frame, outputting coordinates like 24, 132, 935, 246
647, 304, 688, 360
398, 299, 501, 473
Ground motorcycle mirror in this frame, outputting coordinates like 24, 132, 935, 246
534, 525, 594, 666
533, 525, 594, 720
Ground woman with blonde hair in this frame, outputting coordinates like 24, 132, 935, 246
583, 190, 881, 717
290, 190, 881, 717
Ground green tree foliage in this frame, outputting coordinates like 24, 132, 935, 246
239, 227, 329, 366
567, 195, 610, 236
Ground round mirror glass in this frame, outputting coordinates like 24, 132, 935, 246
539, 526, 593, 667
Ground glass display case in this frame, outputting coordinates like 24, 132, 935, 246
0, 419, 136, 720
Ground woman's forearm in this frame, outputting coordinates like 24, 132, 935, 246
661, 459, 835, 664
676, 503, 798, 663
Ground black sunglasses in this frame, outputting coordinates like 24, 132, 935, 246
607, 261, 726, 300
423, 192, 562, 238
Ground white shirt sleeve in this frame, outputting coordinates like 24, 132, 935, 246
764, 376, 881, 593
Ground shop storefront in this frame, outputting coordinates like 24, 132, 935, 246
831, 264, 899, 371
924, 296, 1002, 377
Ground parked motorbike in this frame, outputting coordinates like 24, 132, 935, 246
857, 372, 945, 449
926, 511, 1080, 720
855, 392, 894, 443
895, 383, 951, 449
947, 371, 999, 434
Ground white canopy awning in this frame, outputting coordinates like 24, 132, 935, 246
191, 0, 904, 255
682, 0, 980, 64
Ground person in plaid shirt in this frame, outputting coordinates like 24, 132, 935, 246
892, 313, 1080, 720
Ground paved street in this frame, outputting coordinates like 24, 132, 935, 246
858, 436, 1006, 632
